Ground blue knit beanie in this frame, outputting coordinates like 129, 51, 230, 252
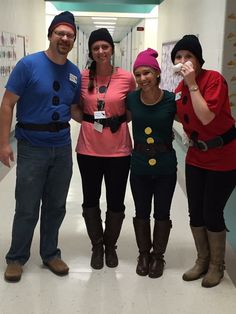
48, 11, 76, 39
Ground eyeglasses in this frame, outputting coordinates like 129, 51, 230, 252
53, 30, 75, 40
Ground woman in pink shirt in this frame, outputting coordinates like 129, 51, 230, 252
76, 28, 136, 270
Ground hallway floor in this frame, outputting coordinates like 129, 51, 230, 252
0, 124, 236, 314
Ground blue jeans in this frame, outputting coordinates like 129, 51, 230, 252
6, 140, 73, 265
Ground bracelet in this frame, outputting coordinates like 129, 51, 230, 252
189, 85, 199, 92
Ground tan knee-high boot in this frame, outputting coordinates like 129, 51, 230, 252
149, 220, 172, 278
183, 226, 210, 281
201, 230, 226, 288
133, 217, 152, 276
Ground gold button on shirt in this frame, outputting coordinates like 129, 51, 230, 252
144, 127, 157, 166
146, 137, 154, 144
144, 127, 152, 135
148, 158, 157, 166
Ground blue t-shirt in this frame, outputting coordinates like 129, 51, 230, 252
6, 51, 81, 146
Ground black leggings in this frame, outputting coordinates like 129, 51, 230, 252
130, 172, 177, 220
77, 154, 130, 212
186, 164, 236, 232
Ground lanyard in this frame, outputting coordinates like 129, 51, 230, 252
95, 69, 113, 111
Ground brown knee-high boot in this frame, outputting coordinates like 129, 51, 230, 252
149, 220, 172, 278
133, 217, 152, 276
82, 207, 104, 269
201, 230, 226, 288
104, 211, 125, 268
183, 226, 210, 281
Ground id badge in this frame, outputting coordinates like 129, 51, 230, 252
175, 91, 182, 101
94, 111, 106, 119
94, 121, 103, 133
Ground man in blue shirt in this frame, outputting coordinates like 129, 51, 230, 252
0, 11, 81, 282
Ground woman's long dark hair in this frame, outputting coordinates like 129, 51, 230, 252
88, 60, 96, 92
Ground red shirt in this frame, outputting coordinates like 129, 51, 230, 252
175, 69, 236, 171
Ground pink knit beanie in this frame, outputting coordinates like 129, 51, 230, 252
133, 48, 161, 72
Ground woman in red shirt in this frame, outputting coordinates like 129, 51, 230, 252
171, 35, 236, 287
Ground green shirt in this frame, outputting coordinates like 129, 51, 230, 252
126, 89, 177, 175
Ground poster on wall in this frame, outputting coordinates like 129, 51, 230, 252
0, 32, 17, 77
0, 31, 25, 89
0, 30, 26, 131
160, 40, 182, 92
160, 40, 184, 139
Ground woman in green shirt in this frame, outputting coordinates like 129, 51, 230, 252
126, 48, 177, 278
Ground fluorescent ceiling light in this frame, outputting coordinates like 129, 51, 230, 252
93, 21, 116, 25
95, 25, 115, 29
92, 17, 117, 20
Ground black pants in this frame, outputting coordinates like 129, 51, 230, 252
77, 154, 130, 212
130, 172, 177, 220
186, 164, 236, 232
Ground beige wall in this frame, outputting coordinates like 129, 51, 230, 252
119, 0, 228, 73
157, 0, 226, 71
0, 0, 46, 53
0, 0, 45, 129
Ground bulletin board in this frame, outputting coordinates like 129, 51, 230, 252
0, 31, 26, 131
160, 40, 182, 92
160, 40, 185, 139
0, 31, 26, 95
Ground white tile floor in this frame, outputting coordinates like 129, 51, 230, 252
0, 124, 236, 314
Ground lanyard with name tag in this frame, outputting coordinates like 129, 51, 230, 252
94, 68, 113, 132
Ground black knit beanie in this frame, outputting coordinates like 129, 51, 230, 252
88, 28, 114, 58
48, 11, 76, 39
171, 35, 205, 66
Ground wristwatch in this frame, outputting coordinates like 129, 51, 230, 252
189, 85, 199, 92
